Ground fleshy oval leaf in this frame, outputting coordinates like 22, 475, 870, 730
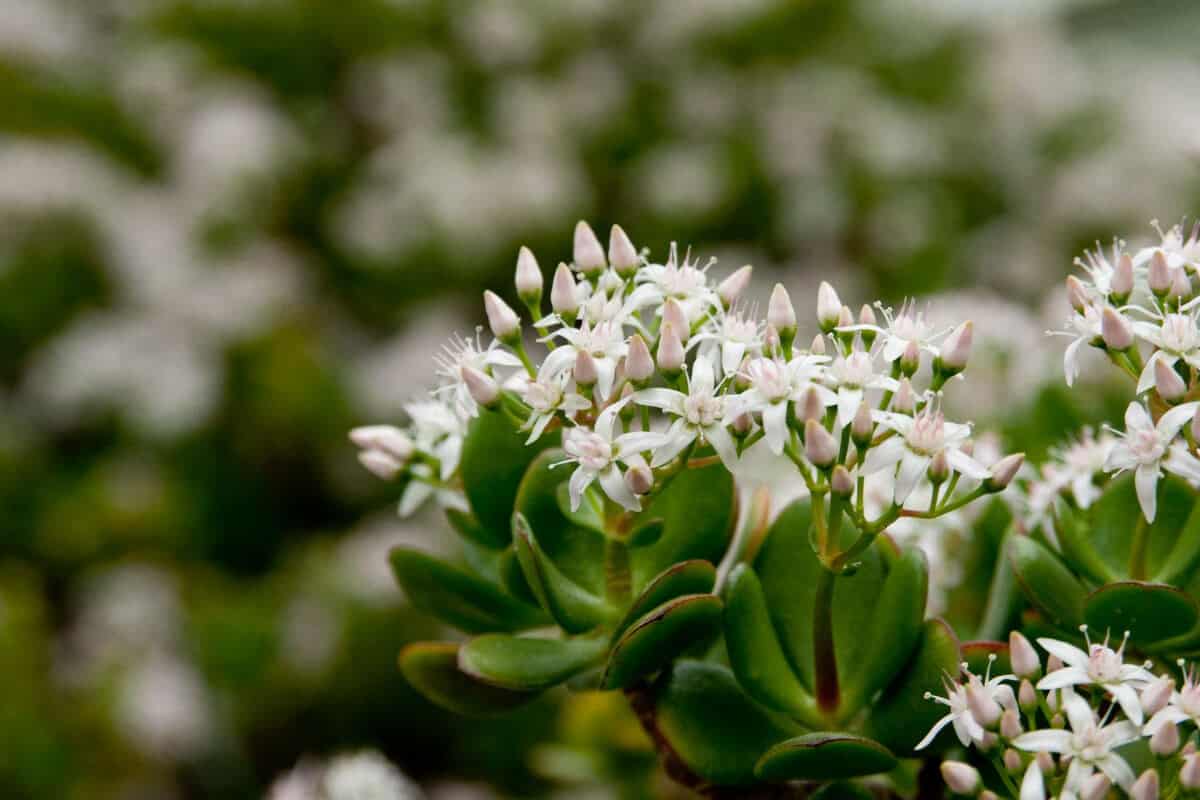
601, 594, 722, 689
612, 559, 716, 642
513, 515, 612, 634
515, 451, 606, 594
399, 642, 540, 716
458, 633, 608, 691
1084, 581, 1199, 647
1008, 534, 1086, 628
754, 733, 898, 782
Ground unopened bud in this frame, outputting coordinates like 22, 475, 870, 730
817, 281, 841, 332
928, 450, 950, 484
1112, 253, 1134, 300
574, 350, 598, 386
1003, 748, 1022, 774
484, 290, 521, 341
350, 425, 414, 462
804, 419, 838, 469
1131, 768, 1159, 800
358, 449, 403, 480
663, 298, 690, 342
1001, 709, 1023, 740
1019, 679, 1037, 711
624, 458, 654, 496
732, 411, 753, 437
551, 263, 579, 317
657, 323, 685, 373
462, 365, 500, 408
1155, 358, 1187, 403
768, 284, 797, 348
831, 465, 854, 497
985, 453, 1024, 492
1035, 752, 1055, 776
859, 304, 876, 326
900, 339, 921, 376
515, 246, 543, 302
608, 224, 639, 276
1150, 251, 1172, 297
939, 321, 973, 373
763, 324, 781, 357
893, 379, 916, 414
1142, 676, 1174, 717
1009, 632, 1040, 678
1151, 720, 1180, 756
717, 265, 752, 308
573, 220, 606, 274
1172, 265, 1193, 301
810, 334, 827, 356
837, 305, 854, 331
1066, 275, 1089, 313
851, 402, 873, 446
625, 334, 655, 382
1081, 773, 1110, 800
966, 676, 1002, 727
798, 386, 826, 424
1047, 654, 1064, 674
1182, 754, 1200, 789
979, 731, 999, 751
1101, 306, 1133, 350
940, 762, 980, 795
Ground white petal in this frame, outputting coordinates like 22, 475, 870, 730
947, 449, 991, 480
1104, 444, 1137, 473
837, 388, 863, 430
1108, 684, 1143, 726
568, 467, 594, 512
617, 430, 668, 456
398, 481, 434, 517
539, 346, 576, 381
692, 355, 716, 395
913, 713, 955, 750
526, 413, 552, 444
1166, 448, 1200, 483
1036, 638, 1090, 669
1160, 400, 1200, 439
862, 437, 905, 475
599, 465, 640, 511
1013, 730, 1071, 753
594, 399, 628, 441
722, 341, 747, 376
1097, 755, 1135, 792
1037, 666, 1090, 691
763, 402, 789, 455
649, 424, 695, 468
704, 424, 740, 470
1064, 338, 1083, 387
894, 452, 929, 504
1020, 762, 1045, 800
634, 388, 687, 414
1125, 401, 1153, 433
1062, 692, 1097, 733
1135, 462, 1160, 523
595, 357, 617, 401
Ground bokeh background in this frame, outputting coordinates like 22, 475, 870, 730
1, 0, 1197, 797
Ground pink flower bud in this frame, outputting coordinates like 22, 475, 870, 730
1081, 773, 1110, 800
966, 676, 1002, 727
1142, 676, 1174, 717
1001, 709, 1022, 740
986, 453, 1024, 491
798, 385, 826, 423
940, 321, 973, 372
763, 324, 781, 355
663, 298, 690, 342
940, 762, 980, 794
573, 220, 606, 273
831, 465, 854, 497
608, 224, 639, 275
1035, 752, 1055, 776
358, 449, 403, 480
859, 304, 876, 326
484, 290, 521, 340
1047, 654, 1064, 674
551, 263, 579, 316
1151, 720, 1179, 756
1130, 768, 1159, 800
928, 450, 949, 483
349, 425, 414, 462
573, 350, 598, 386
1150, 250, 1172, 295
1100, 306, 1133, 350
1009, 632, 1040, 678
462, 366, 500, 407
1181, 754, 1200, 789
1155, 358, 1187, 403
810, 334, 827, 356
893, 379, 916, 414
732, 412, 753, 436
837, 305, 854, 329
515, 246, 542, 300
768, 284, 797, 334
717, 265, 752, 307
1066, 275, 1089, 312
817, 281, 841, 331
851, 401, 873, 444
1172, 266, 1193, 300
1112, 253, 1134, 298
624, 457, 654, 495
804, 419, 838, 468
900, 339, 921, 376
1003, 748, 1022, 774
625, 334, 655, 382
657, 323, 685, 373
1018, 679, 1037, 710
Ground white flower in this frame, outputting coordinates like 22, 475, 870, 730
729, 354, 832, 454
1133, 219, 1200, 274
692, 307, 763, 376
1037, 630, 1154, 725
824, 349, 898, 429
1049, 428, 1117, 510
1132, 311, 1200, 394
539, 319, 628, 400
917, 664, 1012, 750
1074, 239, 1131, 298
1146, 662, 1200, 735
864, 405, 989, 504
634, 354, 738, 469
321, 750, 423, 800
558, 402, 663, 512
432, 330, 522, 416
1019, 761, 1045, 800
520, 372, 590, 444
627, 242, 719, 322
846, 299, 946, 363
1014, 691, 1139, 792
1104, 401, 1200, 523
1051, 302, 1104, 387
405, 398, 469, 480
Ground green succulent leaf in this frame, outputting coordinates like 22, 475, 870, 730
628, 518, 665, 548
496, 547, 539, 606
865, 618, 961, 756
652, 660, 799, 786
1084, 581, 1198, 647
754, 733, 898, 782
460, 408, 557, 547
1086, 474, 1195, 581
399, 642, 540, 716
458, 633, 608, 691
601, 594, 722, 689
513, 514, 612, 634
961, 640, 1011, 677
1053, 508, 1119, 585
389, 547, 547, 633
613, 559, 716, 641
1154, 498, 1200, 585
515, 450, 606, 595
810, 782, 876, 800
445, 508, 505, 551
1008, 534, 1085, 627
723, 563, 821, 725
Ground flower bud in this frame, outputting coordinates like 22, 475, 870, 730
1182, 754, 1200, 789
763, 324, 781, 357
980, 792, 998, 800
768, 284, 797, 349
986, 453, 1025, 491
798, 385, 826, 424
1112, 253, 1134, 300
1101, 306, 1135, 351
1009, 632, 1040, 678
804, 419, 838, 469
608, 224, 639, 276
663, 298, 690, 343
462, 365, 500, 408
1173, 265, 1194, 301
859, 304, 876, 326
515, 246, 542, 302
851, 402, 873, 447
831, 465, 854, 497
1047, 654, 1064, 674
732, 411, 753, 437
1000, 709, 1022, 740
574, 349, 599, 387
1081, 773, 1110, 800
349, 425, 414, 462
1142, 676, 1174, 717
1018, 679, 1037, 711
625, 334, 655, 382
900, 340, 921, 376
551, 263, 579, 317
573, 220, 606, 274
1150, 250, 1172, 297
810, 334, 827, 356
1151, 720, 1179, 756
484, 290, 521, 341
1131, 768, 1159, 800
817, 281, 841, 332
1003, 748, 1022, 774
966, 676, 1002, 727
893, 379, 916, 414
624, 458, 654, 496
837, 305, 854, 331
717, 265, 752, 308
1155, 358, 1187, 403
940, 761, 980, 795
657, 323, 685, 373
1035, 752, 1055, 776
1066, 275, 1089, 313
358, 449, 403, 480
939, 321, 973, 373
928, 450, 950, 484
979, 731, 999, 751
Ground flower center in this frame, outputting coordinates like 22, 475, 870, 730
906, 411, 945, 456
1071, 726, 1108, 764
685, 393, 723, 427
1161, 314, 1199, 354
752, 360, 791, 402
565, 429, 612, 471
1086, 646, 1123, 683
525, 381, 562, 413
1129, 428, 1165, 465
834, 352, 873, 388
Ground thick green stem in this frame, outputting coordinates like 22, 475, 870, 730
813, 567, 839, 713
1130, 515, 1150, 580
605, 536, 632, 605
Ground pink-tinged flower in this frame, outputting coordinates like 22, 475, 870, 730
1132, 311, 1200, 395
824, 349, 898, 429
520, 373, 590, 444
864, 405, 989, 504
558, 402, 663, 512
633, 354, 738, 469
1051, 302, 1105, 387
627, 242, 720, 322
1104, 401, 1200, 523
691, 307, 764, 376
842, 299, 947, 364
433, 331, 522, 416
1036, 629, 1155, 724
1014, 691, 1139, 792
1146, 662, 1200, 735
539, 319, 628, 400
728, 354, 833, 455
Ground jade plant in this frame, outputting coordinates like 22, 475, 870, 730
350, 221, 1024, 795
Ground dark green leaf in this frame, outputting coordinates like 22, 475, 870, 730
399, 642, 540, 716
515, 451, 606, 594
1084, 582, 1198, 647
1086, 474, 1194, 580
458, 634, 608, 691
445, 508, 504, 551
613, 560, 716, 641
1008, 534, 1085, 627
601, 594, 722, 689
754, 733, 898, 781
1154, 497, 1200, 586
962, 640, 1011, 677
513, 515, 612, 634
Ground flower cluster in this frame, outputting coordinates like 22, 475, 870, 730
928, 628, 1197, 800
1012, 427, 1117, 535
1054, 222, 1200, 522
351, 222, 1024, 570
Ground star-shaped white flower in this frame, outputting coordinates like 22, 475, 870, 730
1133, 219, 1200, 273
405, 398, 469, 481
728, 354, 833, 455
1014, 691, 1139, 792
842, 299, 947, 363
539, 319, 629, 400
433, 330, 522, 416
634, 354, 738, 469
1145, 662, 1200, 735
520, 373, 591, 444
864, 405, 989, 504
691, 307, 763, 376
1074, 238, 1131, 298
627, 242, 720, 323
558, 402, 663, 512
1132, 311, 1200, 395
1051, 302, 1104, 388
1103, 400, 1200, 523
1036, 629, 1154, 724
824, 349, 898, 429
916, 665, 1013, 750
